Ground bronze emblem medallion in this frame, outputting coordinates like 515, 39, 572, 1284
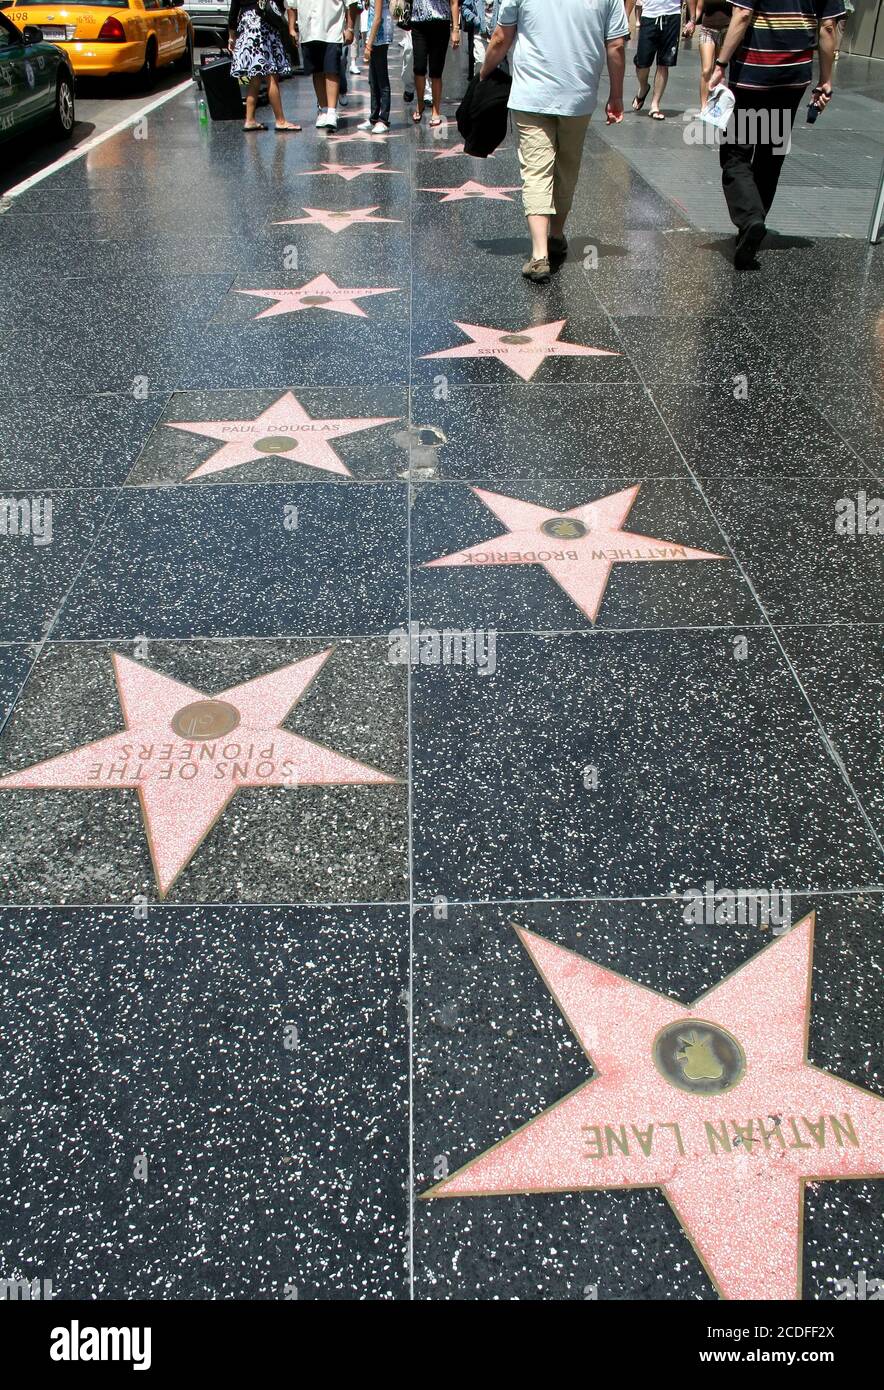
652, 1019, 747, 1096
171, 699, 242, 741
540, 516, 588, 541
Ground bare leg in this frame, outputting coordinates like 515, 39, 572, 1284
325, 74, 341, 111
311, 72, 327, 108
528, 213, 550, 261
699, 39, 716, 109
415, 72, 426, 113
244, 76, 262, 126
649, 65, 669, 116
267, 73, 300, 128
633, 64, 651, 106
430, 75, 442, 120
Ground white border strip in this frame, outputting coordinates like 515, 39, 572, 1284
3, 76, 193, 200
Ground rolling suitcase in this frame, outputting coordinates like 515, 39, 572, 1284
199, 51, 245, 121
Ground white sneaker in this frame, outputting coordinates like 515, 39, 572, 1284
371, 121, 390, 134
338, 94, 349, 107
324, 108, 338, 130
349, 61, 360, 75
315, 108, 327, 127
357, 118, 374, 131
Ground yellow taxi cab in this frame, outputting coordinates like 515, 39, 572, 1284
3, 0, 193, 83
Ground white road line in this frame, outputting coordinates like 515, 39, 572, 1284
3, 77, 194, 200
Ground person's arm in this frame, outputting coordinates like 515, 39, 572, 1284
344, 1, 359, 44
287, 4, 298, 40
365, 2, 382, 57
684, 0, 696, 35
815, 15, 838, 107
479, 21, 516, 77
451, 0, 461, 47
227, 0, 242, 51
604, 34, 626, 124
709, 3, 755, 89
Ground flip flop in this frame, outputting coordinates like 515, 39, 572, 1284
649, 110, 666, 120
243, 122, 268, 131
429, 116, 443, 127
412, 108, 424, 123
275, 123, 302, 132
631, 87, 649, 111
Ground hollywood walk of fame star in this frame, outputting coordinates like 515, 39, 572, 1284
420, 142, 491, 160
0, 651, 398, 897
424, 485, 724, 623
302, 161, 397, 182
272, 207, 402, 233
234, 274, 399, 321
423, 915, 884, 1300
164, 390, 400, 481
422, 320, 618, 382
326, 131, 403, 145
419, 180, 521, 203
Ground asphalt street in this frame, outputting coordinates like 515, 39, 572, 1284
0, 31, 220, 195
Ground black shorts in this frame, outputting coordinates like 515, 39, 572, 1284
412, 18, 450, 79
635, 14, 681, 68
302, 40, 342, 76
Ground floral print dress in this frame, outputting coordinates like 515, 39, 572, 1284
231, 1, 293, 81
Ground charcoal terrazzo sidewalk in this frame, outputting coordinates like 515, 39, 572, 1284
0, 47, 881, 1301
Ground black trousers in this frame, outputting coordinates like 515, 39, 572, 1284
412, 18, 450, 79
719, 86, 805, 231
369, 44, 391, 124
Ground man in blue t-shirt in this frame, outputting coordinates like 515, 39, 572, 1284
709, 0, 844, 266
481, 0, 629, 283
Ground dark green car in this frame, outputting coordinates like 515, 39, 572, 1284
0, 8, 75, 144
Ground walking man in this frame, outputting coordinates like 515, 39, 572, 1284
480, 0, 629, 283
710, 0, 843, 265
288, 0, 360, 130
630, 0, 696, 121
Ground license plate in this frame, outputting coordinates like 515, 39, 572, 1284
39, 26, 68, 39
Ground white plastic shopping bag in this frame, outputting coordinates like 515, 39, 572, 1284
699, 83, 736, 132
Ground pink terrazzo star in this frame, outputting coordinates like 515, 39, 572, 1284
424, 485, 724, 623
326, 131, 403, 145
424, 916, 884, 1300
0, 651, 396, 897
422, 142, 493, 160
302, 161, 397, 182
419, 180, 521, 203
234, 274, 398, 321
422, 320, 618, 382
272, 207, 402, 233
165, 390, 399, 480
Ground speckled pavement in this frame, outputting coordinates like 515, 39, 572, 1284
0, 43, 881, 1303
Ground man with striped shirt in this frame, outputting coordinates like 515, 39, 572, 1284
710, 0, 843, 266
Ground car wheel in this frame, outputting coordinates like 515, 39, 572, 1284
139, 37, 157, 90
176, 31, 194, 74
51, 71, 76, 140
